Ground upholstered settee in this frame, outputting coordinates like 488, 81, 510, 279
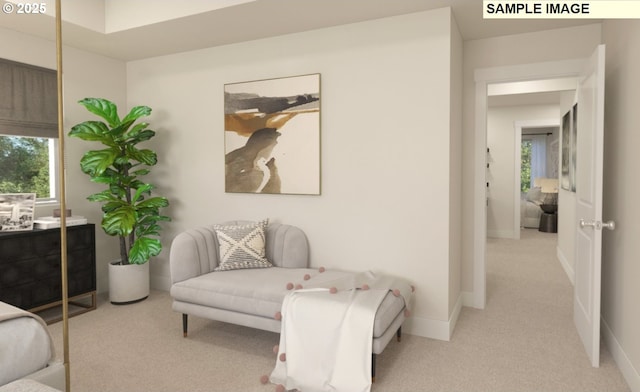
169, 220, 409, 380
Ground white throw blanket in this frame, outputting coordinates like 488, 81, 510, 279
0, 302, 55, 386
270, 271, 412, 392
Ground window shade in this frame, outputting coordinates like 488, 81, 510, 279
0, 58, 58, 138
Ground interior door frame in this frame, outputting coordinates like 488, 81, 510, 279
514, 119, 560, 240
473, 59, 584, 309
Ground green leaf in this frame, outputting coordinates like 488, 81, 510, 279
131, 169, 150, 176
128, 130, 156, 144
69, 121, 117, 147
79, 149, 119, 176
102, 205, 136, 236
87, 190, 118, 203
78, 98, 120, 128
132, 184, 153, 203
126, 146, 157, 166
128, 237, 162, 264
121, 105, 151, 126
136, 196, 169, 209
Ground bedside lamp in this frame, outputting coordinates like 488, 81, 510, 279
540, 178, 559, 214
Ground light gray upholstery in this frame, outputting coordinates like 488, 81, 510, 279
169, 221, 405, 357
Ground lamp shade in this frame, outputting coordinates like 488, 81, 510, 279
540, 178, 559, 193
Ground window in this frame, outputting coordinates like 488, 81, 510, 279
521, 139, 532, 193
0, 135, 58, 201
0, 58, 58, 203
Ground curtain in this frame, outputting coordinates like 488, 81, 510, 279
0, 58, 58, 138
528, 135, 547, 188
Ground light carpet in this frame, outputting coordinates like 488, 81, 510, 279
47, 229, 630, 391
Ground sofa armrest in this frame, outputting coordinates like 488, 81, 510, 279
169, 227, 220, 284
266, 223, 309, 268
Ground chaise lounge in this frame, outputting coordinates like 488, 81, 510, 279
169, 220, 410, 380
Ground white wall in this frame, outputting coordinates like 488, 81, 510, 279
0, 26, 127, 294
127, 9, 460, 339
486, 105, 559, 238
601, 20, 640, 392
448, 12, 463, 324
557, 90, 578, 283
461, 23, 602, 293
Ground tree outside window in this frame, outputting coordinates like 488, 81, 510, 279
0, 135, 52, 198
521, 140, 532, 193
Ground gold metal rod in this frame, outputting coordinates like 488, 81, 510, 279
55, 1, 70, 391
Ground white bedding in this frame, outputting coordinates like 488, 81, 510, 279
521, 187, 544, 229
0, 302, 55, 386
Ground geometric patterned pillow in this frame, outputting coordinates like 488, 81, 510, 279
213, 219, 273, 271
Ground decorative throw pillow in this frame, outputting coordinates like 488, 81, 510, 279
526, 187, 545, 205
213, 219, 273, 271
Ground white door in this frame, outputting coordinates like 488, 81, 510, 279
574, 44, 612, 368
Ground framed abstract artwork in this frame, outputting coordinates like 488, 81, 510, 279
561, 110, 571, 191
224, 74, 321, 195
0, 193, 36, 232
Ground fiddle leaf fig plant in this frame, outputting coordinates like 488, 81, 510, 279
69, 98, 170, 265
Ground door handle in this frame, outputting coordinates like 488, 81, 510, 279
601, 220, 616, 230
579, 219, 616, 230
579, 219, 596, 229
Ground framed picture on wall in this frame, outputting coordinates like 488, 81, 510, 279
224, 73, 321, 195
561, 110, 571, 191
0, 193, 36, 232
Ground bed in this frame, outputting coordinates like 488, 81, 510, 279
0, 302, 65, 391
521, 186, 544, 229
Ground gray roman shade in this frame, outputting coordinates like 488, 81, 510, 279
0, 58, 58, 138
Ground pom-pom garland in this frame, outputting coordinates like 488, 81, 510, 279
329, 287, 338, 294
260, 375, 269, 384
392, 289, 401, 297
286, 282, 294, 290
361, 284, 370, 290
319, 266, 326, 273
273, 345, 279, 354
276, 384, 286, 392
279, 353, 287, 362
274, 311, 282, 321
303, 274, 311, 281
295, 284, 303, 290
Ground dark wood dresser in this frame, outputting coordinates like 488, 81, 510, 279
0, 224, 96, 321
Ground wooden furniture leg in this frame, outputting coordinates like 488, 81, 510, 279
397, 326, 402, 342
182, 314, 188, 337
371, 353, 376, 383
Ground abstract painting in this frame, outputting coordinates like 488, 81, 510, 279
0, 193, 35, 231
570, 103, 578, 192
224, 74, 320, 195
561, 110, 571, 191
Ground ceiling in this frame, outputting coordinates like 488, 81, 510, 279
0, 0, 600, 61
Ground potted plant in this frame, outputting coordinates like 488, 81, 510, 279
69, 98, 170, 304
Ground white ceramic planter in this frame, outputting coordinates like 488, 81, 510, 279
108, 261, 150, 305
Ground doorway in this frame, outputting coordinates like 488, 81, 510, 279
472, 59, 584, 309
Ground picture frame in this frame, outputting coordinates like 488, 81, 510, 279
224, 73, 321, 195
0, 193, 36, 232
561, 110, 571, 191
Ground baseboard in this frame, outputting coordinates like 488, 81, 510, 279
487, 229, 517, 239
151, 274, 171, 291
405, 293, 465, 342
462, 291, 475, 307
556, 246, 575, 285
601, 318, 640, 392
